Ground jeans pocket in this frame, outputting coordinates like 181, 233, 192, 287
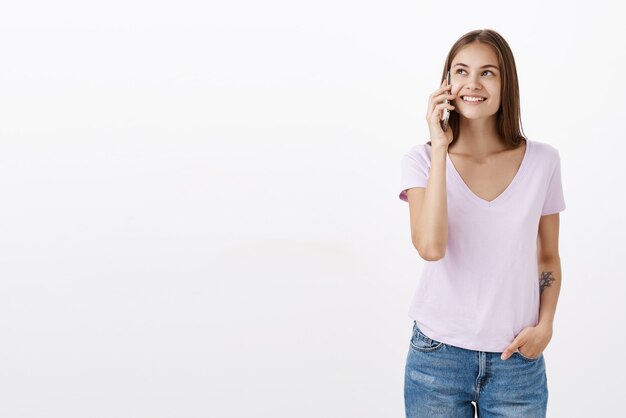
515, 349, 542, 361
409, 321, 445, 352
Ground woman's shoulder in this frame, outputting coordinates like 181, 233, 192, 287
526, 139, 562, 173
403, 141, 432, 159
527, 138, 560, 156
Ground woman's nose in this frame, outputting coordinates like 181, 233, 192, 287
462, 81, 484, 93
465, 75, 485, 89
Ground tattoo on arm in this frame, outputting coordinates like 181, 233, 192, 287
539, 272, 555, 295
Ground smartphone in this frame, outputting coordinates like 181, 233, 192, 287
441, 70, 451, 131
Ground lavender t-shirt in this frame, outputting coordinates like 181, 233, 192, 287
398, 138, 566, 352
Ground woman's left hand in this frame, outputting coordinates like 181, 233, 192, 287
501, 323, 553, 360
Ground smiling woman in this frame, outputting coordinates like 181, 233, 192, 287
424, 32, 527, 153
400, 28, 565, 418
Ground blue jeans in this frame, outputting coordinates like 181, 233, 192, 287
404, 320, 548, 417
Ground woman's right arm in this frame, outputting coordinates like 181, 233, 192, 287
407, 143, 449, 260
408, 76, 456, 260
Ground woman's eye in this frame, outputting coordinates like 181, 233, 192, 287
455, 69, 494, 76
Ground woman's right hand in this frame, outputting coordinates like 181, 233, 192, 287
426, 77, 456, 148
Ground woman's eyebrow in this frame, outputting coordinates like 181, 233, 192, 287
453, 63, 499, 70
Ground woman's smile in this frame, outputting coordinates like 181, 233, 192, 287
460, 95, 487, 105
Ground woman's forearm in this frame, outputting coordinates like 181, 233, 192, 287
537, 256, 562, 330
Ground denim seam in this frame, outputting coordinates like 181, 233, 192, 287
411, 327, 444, 351
409, 340, 444, 352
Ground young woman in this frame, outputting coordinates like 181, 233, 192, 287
399, 29, 565, 417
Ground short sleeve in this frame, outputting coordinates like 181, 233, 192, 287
541, 150, 566, 216
399, 145, 430, 202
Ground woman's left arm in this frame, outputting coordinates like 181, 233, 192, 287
500, 212, 563, 360
537, 212, 563, 333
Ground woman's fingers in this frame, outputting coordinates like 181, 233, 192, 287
426, 102, 455, 122
431, 83, 453, 98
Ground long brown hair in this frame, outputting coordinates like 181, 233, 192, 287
428, 29, 527, 150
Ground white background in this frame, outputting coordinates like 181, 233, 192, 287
0, 1, 624, 417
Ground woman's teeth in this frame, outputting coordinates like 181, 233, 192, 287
462, 96, 485, 102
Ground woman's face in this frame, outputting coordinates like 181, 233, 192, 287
449, 42, 502, 120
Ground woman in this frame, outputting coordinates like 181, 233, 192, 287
399, 29, 565, 417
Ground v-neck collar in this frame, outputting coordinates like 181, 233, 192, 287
444, 139, 532, 207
